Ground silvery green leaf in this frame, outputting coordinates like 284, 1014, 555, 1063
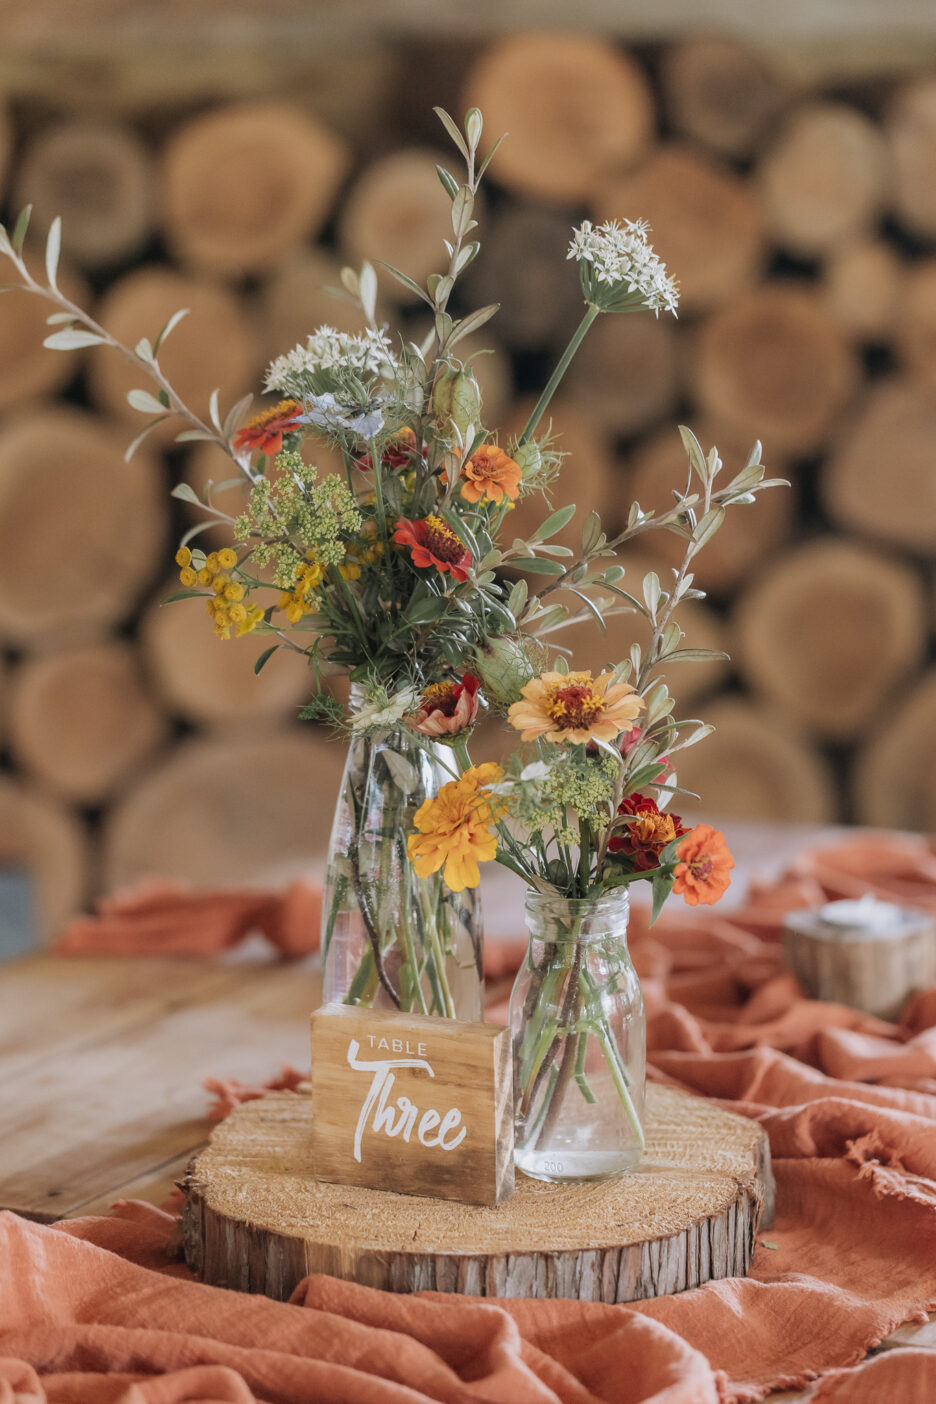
175, 428, 217, 443
603, 564, 625, 583
554, 655, 569, 675
507, 578, 528, 615
44, 217, 61, 288
153, 307, 189, 354
510, 556, 565, 575
446, 302, 499, 347
433, 106, 469, 161
374, 259, 434, 307
534, 503, 576, 541
43, 328, 104, 350
567, 588, 606, 631
451, 186, 473, 238
339, 265, 359, 296
642, 570, 661, 619
731, 492, 756, 505
12, 205, 32, 253
170, 482, 201, 505
0, 225, 11, 256
359, 260, 378, 321
581, 510, 603, 554
476, 133, 506, 181
535, 543, 573, 557
180, 519, 217, 545
209, 388, 222, 431
661, 620, 682, 653
46, 311, 76, 325
529, 605, 570, 633
135, 337, 154, 362
453, 242, 480, 274
436, 165, 459, 200
124, 415, 170, 461
706, 446, 722, 480
691, 506, 725, 548
678, 425, 708, 482
725, 461, 764, 494
629, 642, 642, 674
383, 749, 418, 794
667, 647, 729, 664
465, 107, 483, 150
745, 439, 763, 468
126, 387, 166, 415
223, 393, 254, 438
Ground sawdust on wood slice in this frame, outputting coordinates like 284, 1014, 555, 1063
8, 640, 168, 804
566, 310, 681, 440
161, 102, 349, 278
102, 729, 347, 891
461, 33, 654, 205
595, 145, 767, 314
660, 36, 788, 158
14, 120, 156, 269
822, 378, 936, 553
757, 102, 890, 257
693, 285, 858, 456
675, 697, 836, 825
88, 265, 257, 448
0, 775, 89, 941
821, 238, 903, 345
0, 407, 164, 648
732, 539, 926, 743
620, 424, 794, 596
141, 577, 314, 727
182, 1084, 773, 1302
854, 670, 936, 831
338, 148, 475, 302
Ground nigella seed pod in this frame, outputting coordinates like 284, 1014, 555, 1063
432, 367, 482, 439
471, 633, 548, 708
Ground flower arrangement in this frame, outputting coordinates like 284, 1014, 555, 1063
0, 107, 784, 1127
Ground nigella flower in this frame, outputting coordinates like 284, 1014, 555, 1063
298, 393, 385, 439
567, 219, 679, 317
264, 325, 399, 395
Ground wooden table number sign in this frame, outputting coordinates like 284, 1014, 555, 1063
310, 1004, 514, 1207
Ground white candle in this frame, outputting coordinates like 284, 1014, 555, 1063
819, 895, 906, 936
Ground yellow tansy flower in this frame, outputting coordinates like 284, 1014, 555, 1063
175, 546, 192, 568
217, 547, 237, 570
179, 566, 197, 587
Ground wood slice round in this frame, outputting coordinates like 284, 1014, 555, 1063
261, 248, 377, 363
886, 77, 936, 240
694, 285, 858, 456
102, 728, 348, 891
8, 639, 168, 804
161, 102, 349, 278
622, 425, 793, 595
183, 1084, 772, 1303
462, 204, 584, 351
462, 33, 654, 205
674, 697, 836, 825
88, 265, 257, 447
822, 239, 903, 344
338, 148, 474, 302
0, 407, 164, 647
854, 670, 936, 831
566, 311, 680, 440
141, 577, 314, 726
14, 119, 156, 268
660, 36, 788, 159
822, 378, 936, 552
732, 539, 926, 742
894, 259, 936, 392
757, 102, 889, 257
595, 146, 767, 314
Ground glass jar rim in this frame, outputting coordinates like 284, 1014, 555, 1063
524, 885, 630, 934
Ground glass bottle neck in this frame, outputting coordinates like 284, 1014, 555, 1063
525, 887, 630, 946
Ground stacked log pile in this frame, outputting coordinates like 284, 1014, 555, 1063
0, 31, 934, 934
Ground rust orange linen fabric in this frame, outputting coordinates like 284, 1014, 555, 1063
12, 832, 933, 1402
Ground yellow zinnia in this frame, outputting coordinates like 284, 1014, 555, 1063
407, 763, 505, 893
508, 669, 643, 745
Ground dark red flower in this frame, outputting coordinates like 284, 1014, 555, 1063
608, 793, 688, 870
356, 427, 423, 472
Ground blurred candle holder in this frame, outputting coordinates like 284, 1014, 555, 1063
783, 895, 936, 1020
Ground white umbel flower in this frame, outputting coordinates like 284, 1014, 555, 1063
568, 219, 679, 317
265, 326, 399, 393
350, 685, 420, 733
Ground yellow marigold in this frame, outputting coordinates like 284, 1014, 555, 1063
508, 670, 643, 745
217, 547, 237, 570
407, 763, 505, 893
178, 566, 197, 587
175, 546, 192, 568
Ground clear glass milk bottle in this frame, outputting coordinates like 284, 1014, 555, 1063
509, 888, 645, 1182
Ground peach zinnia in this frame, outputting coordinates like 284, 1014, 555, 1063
392, 515, 472, 582
233, 399, 303, 457
672, 825, 734, 906
407, 673, 480, 737
508, 669, 643, 746
460, 444, 522, 505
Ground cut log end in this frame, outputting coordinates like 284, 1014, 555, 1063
661, 36, 788, 158
182, 1084, 772, 1302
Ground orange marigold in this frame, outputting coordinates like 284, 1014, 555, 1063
672, 825, 735, 907
460, 444, 523, 505
233, 400, 303, 457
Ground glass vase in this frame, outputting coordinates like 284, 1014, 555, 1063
321, 711, 483, 1020
509, 888, 645, 1183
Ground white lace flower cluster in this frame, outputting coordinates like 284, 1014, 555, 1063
264, 326, 399, 394
568, 219, 679, 316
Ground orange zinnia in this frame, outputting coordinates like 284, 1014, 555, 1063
392, 515, 472, 582
672, 825, 734, 906
233, 400, 303, 457
508, 669, 643, 746
460, 444, 522, 505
